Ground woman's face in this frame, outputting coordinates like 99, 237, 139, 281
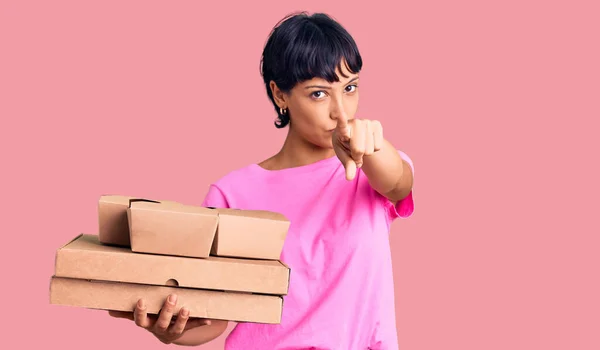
271, 62, 360, 148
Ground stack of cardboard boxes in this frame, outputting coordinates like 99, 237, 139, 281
49, 195, 291, 324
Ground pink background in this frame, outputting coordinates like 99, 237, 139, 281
2, 0, 599, 349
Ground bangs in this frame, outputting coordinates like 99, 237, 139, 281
285, 22, 362, 83
261, 12, 363, 91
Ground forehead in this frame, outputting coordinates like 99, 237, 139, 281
302, 61, 359, 86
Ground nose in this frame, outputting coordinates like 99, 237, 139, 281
329, 98, 348, 122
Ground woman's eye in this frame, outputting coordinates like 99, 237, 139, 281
312, 91, 326, 99
345, 84, 358, 93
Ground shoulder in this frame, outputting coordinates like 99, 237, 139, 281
200, 163, 258, 208
212, 164, 257, 188
203, 163, 270, 207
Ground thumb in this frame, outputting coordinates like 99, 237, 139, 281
337, 150, 357, 181
345, 159, 357, 181
186, 318, 212, 330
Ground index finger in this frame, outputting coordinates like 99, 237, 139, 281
154, 294, 177, 333
336, 112, 350, 139
134, 299, 152, 328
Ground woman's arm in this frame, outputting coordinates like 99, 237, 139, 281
333, 117, 413, 203
171, 320, 229, 346
361, 138, 413, 204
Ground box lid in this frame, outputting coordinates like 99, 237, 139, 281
100, 195, 182, 207
54, 234, 290, 295
129, 201, 213, 215
50, 276, 283, 324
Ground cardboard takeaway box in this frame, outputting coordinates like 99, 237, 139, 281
211, 208, 290, 260
100, 194, 291, 260
49, 234, 290, 324
98, 195, 182, 248
99, 195, 220, 259
128, 201, 219, 258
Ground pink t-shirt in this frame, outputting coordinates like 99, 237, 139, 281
201, 151, 415, 350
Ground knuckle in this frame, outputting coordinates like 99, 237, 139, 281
353, 147, 365, 155
155, 322, 169, 332
134, 308, 144, 316
169, 327, 183, 336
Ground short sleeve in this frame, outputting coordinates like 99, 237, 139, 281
201, 184, 231, 209
382, 150, 415, 221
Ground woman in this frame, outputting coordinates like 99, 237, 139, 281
110, 11, 415, 349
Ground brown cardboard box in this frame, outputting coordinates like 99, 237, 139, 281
98, 195, 136, 247
128, 201, 219, 258
98, 195, 181, 247
55, 234, 290, 295
211, 208, 290, 260
50, 276, 283, 324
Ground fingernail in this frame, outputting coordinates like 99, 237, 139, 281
168, 294, 177, 304
138, 299, 145, 309
181, 308, 189, 317
205, 320, 212, 326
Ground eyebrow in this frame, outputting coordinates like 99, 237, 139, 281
305, 76, 359, 89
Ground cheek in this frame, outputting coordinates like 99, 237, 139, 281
346, 96, 359, 116
294, 101, 325, 127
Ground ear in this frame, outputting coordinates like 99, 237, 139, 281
270, 81, 287, 108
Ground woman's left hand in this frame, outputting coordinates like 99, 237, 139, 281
332, 116, 384, 181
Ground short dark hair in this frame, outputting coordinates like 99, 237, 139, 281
260, 12, 363, 128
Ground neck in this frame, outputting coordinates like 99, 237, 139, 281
270, 127, 335, 170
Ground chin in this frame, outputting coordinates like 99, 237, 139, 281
321, 139, 334, 149
309, 137, 332, 149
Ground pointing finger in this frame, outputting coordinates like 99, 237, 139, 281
336, 111, 350, 140
350, 120, 365, 166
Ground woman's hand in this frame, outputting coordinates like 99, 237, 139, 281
332, 115, 384, 181
109, 294, 213, 345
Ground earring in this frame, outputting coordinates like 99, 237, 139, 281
279, 107, 287, 115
